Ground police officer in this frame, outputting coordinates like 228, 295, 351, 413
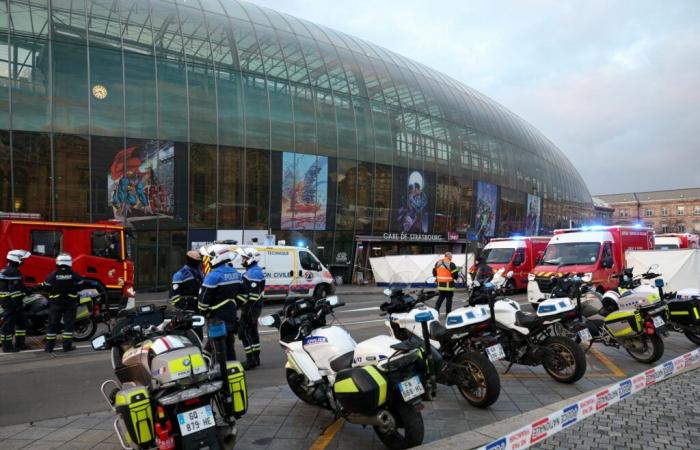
0, 250, 31, 352
43, 253, 84, 353
236, 247, 266, 370
433, 252, 460, 315
198, 244, 241, 361
170, 250, 204, 312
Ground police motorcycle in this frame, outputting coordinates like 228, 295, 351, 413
0, 287, 100, 341
547, 269, 667, 364
259, 295, 426, 449
472, 269, 588, 383
379, 271, 501, 408
91, 304, 246, 450
607, 267, 700, 346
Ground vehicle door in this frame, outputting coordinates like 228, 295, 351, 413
599, 241, 616, 289
86, 230, 127, 290
295, 250, 323, 298
512, 247, 527, 288
264, 249, 295, 299
26, 229, 64, 286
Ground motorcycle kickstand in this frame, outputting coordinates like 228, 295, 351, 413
583, 340, 594, 354
502, 361, 514, 375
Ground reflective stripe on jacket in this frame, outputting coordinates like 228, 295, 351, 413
433, 259, 459, 291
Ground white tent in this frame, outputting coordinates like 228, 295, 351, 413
626, 249, 700, 291
370, 253, 474, 286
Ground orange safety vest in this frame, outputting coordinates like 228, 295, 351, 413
435, 259, 456, 291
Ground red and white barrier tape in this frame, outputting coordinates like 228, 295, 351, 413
476, 348, 700, 450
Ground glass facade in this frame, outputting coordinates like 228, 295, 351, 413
0, 0, 593, 289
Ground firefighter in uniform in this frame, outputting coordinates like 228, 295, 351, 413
236, 247, 266, 370
170, 250, 204, 312
433, 252, 460, 315
198, 244, 241, 361
43, 253, 84, 352
0, 250, 31, 352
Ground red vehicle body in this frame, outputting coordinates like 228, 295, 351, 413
655, 233, 700, 250
527, 226, 655, 303
0, 218, 134, 313
471, 237, 550, 290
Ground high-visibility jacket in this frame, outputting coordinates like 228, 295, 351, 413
433, 259, 459, 291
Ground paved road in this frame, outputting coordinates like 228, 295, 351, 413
533, 367, 700, 450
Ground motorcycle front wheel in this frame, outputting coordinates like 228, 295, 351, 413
455, 351, 500, 408
373, 401, 424, 450
625, 334, 664, 363
73, 317, 97, 341
286, 368, 316, 406
542, 336, 587, 383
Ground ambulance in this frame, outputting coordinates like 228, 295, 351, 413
204, 244, 335, 301
655, 233, 699, 250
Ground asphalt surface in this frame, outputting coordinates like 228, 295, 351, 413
0, 291, 398, 426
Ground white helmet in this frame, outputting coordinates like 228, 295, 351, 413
203, 244, 233, 267
7, 249, 31, 265
236, 247, 261, 265
56, 253, 73, 267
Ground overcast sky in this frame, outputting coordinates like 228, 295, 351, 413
251, 0, 700, 195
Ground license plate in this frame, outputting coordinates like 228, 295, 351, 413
486, 344, 506, 362
177, 405, 215, 436
653, 316, 665, 328
578, 328, 593, 342
398, 375, 425, 402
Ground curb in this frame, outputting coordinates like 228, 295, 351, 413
417, 362, 700, 450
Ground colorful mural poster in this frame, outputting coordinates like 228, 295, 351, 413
281, 152, 328, 230
108, 141, 174, 220
397, 170, 429, 233
474, 181, 498, 243
525, 194, 542, 236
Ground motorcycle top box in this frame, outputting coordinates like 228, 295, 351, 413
333, 365, 388, 415
119, 335, 207, 386
536, 297, 575, 318
668, 288, 700, 325
444, 305, 491, 333
604, 309, 643, 338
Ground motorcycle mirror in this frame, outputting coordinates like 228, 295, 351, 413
649, 264, 659, 271
191, 315, 205, 327
383, 288, 393, 297
91, 334, 108, 351
259, 315, 276, 327
326, 295, 339, 306
425, 276, 437, 285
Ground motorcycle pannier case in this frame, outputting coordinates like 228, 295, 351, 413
114, 385, 154, 447
222, 361, 248, 419
668, 289, 700, 325
604, 309, 642, 338
333, 366, 388, 415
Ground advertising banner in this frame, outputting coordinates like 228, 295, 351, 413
474, 181, 498, 243
525, 194, 542, 236
396, 170, 430, 233
281, 152, 328, 230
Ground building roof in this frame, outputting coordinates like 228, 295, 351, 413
597, 188, 700, 204
592, 197, 614, 211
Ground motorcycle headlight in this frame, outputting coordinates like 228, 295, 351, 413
125, 286, 136, 297
528, 273, 536, 281
158, 381, 223, 406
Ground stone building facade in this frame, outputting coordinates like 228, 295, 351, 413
596, 188, 700, 234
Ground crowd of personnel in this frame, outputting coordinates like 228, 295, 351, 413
0, 243, 266, 370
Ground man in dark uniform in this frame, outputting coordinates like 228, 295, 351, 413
0, 250, 31, 352
236, 247, 266, 370
170, 250, 204, 312
198, 244, 241, 361
43, 253, 84, 352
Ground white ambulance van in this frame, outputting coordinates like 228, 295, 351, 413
205, 245, 336, 301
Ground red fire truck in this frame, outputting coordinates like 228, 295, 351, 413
0, 214, 135, 314
470, 236, 551, 290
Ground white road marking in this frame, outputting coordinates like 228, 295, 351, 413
338, 306, 380, 313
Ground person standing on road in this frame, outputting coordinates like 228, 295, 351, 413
236, 247, 266, 370
0, 250, 31, 352
433, 252, 460, 315
170, 250, 204, 312
198, 244, 241, 361
43, 253, 84, 353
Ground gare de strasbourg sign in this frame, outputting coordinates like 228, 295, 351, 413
377, 232, 461, 242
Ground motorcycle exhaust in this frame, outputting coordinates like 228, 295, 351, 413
346, 409, 396, 432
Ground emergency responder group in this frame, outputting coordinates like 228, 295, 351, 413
170, 244, 265, 370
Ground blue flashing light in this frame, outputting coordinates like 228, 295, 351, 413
633, 223, 643, 229
297, 240, 305, 247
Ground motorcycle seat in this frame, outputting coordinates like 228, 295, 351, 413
330, 351, 354, 372
429, 321, 448, 340
515, 311, 543, 329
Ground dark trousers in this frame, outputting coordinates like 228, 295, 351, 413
238, 301, 262, 358
47, 301, 77, 350
1, 307, 27, 350
435, 290, 454, 314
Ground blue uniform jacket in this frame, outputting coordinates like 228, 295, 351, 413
169, 264, 203, 306
198, 264, 240, 325
237, 262, 266, 304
